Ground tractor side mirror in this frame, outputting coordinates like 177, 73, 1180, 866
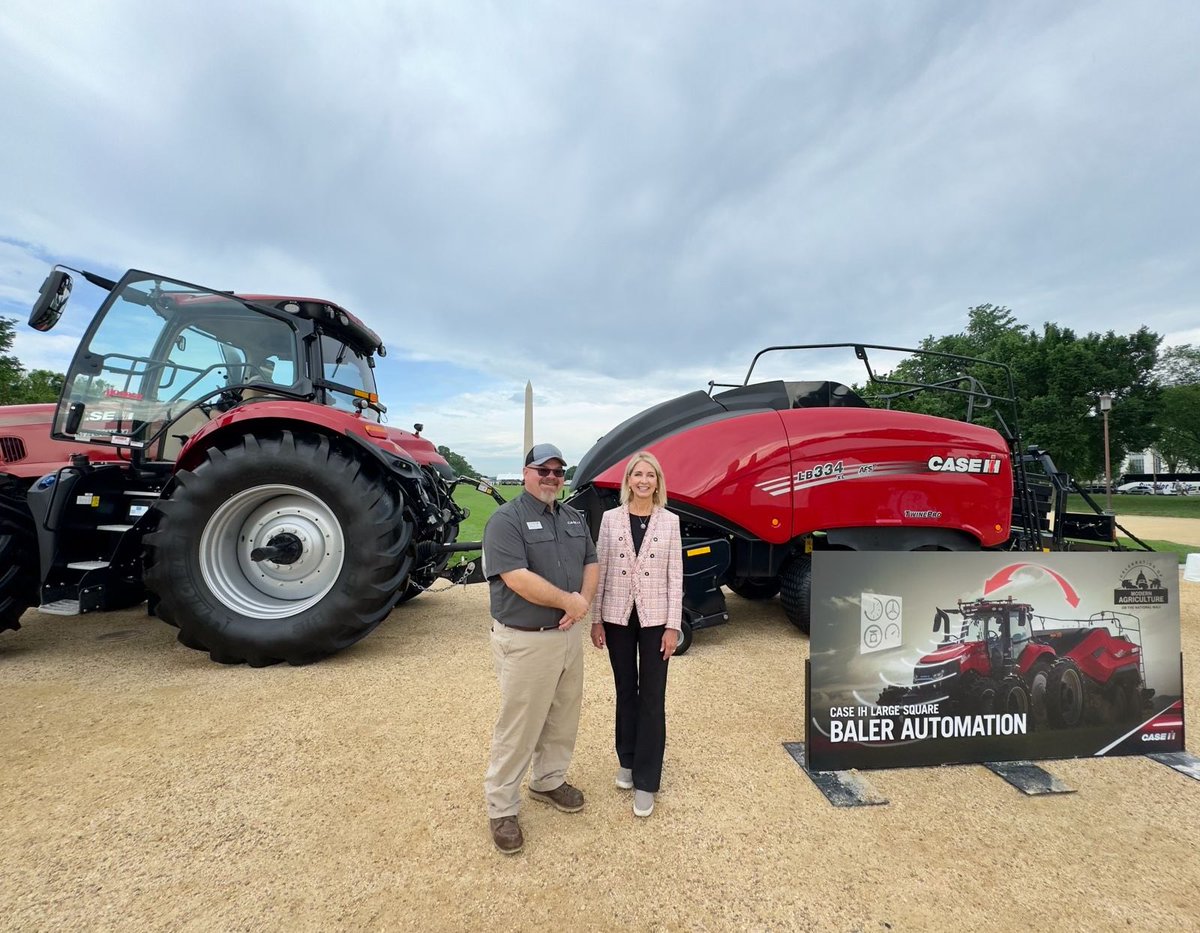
29, 269, 73, 332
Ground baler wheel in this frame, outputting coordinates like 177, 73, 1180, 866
1045, 658, 1087, 728
144, 431, 413, 666
0, 480, 38, 634
1122, 681, 1145, 722
674, 615, 694, 656
779, 556, 812, 634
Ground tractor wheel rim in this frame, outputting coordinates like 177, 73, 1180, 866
199, 484, 345, 619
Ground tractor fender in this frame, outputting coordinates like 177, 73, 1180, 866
176, 414, 428, 493
167, 413, 452, 538
823, 526, 980, 552
175, 402, 445, 471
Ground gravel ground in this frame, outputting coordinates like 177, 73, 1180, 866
2, 563, 1197, 932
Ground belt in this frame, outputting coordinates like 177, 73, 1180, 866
494, 619, 560, 632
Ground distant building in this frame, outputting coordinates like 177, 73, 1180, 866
496, 473, 523, 485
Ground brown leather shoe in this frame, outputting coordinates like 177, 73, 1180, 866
528, 781, 584, 813
489, 816, 524, 854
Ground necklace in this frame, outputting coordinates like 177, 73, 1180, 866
631, 510, 650, 529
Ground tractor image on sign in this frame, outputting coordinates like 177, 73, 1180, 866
567, 343, 1150, 653
0, 267, 501, 665
877, 597, 1152, 728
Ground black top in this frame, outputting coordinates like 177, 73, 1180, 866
629, 510, 650, 555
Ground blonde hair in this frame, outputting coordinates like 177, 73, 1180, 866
619, 450, 667, 509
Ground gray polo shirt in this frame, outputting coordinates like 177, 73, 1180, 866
483, 491, 598, 629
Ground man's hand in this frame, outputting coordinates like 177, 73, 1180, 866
558, 591, 589, 627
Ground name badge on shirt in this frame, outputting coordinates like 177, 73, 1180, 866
526, 521, 543, 530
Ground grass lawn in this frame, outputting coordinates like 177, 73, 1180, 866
1117, 538, 1190, 563
448, 482, 555, 563
1066, 493, 1200, 518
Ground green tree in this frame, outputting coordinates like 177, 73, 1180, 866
1, 317, 65, 405
1155, 344, 1200, 386
1155, 384, 1200, 472
0, 318, 23, 403
436, 445, 480, 479
565, 464, 577, 482
868, 305, 1162, 479
10, 369, 65, 404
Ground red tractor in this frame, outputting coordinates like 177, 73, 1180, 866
0, 267, 496, 665
877, 597, 1150, 727
567, 344, 1144, 653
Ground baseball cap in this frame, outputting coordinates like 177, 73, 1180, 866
525, 443, 565, 467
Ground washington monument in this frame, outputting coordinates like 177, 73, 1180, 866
523, 381, 533, 460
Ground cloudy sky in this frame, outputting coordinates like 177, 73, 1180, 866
3, 1, 1198, 476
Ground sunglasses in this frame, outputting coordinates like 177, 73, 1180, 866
528, 466, 565, 478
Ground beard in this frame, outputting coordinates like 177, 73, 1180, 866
534, 486, 559, 505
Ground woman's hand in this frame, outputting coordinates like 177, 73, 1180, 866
661, 628, 679, 660
591, 622, 606, 649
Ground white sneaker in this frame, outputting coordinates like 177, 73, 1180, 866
615, 767, 633, 789
633, 789, 655, 817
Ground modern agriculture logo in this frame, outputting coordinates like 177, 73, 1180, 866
1114, 560, 1168, 606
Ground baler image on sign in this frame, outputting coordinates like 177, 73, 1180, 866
567, 344, 1147, 653
0, 266, 502, 665
877, 597, 1152, 728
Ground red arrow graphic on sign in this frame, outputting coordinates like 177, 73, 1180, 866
982, 563, 1080, 607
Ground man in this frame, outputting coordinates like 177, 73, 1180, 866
482, 443, 599, 855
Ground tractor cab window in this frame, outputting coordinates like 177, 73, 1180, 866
56, 274, 301, 452
318, 334, 380, 421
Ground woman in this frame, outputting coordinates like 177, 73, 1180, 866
590, 450, 683, 817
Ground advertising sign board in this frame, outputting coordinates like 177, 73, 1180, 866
807, 552, 1184, 771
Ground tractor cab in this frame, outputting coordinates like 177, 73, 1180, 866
927, 597, 1041, 678
29, 268, 387, 465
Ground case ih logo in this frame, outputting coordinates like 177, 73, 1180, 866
927, 455, 1002, 474
1114, 560, 1168, 606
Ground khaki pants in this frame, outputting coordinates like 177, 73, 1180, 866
484, 621, 584, 818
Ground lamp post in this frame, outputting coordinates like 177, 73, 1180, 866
1099, 393, 1113, 513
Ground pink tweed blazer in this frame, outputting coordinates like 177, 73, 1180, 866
591, 505, 683, 630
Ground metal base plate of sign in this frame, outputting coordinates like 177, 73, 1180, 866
1145, 750, 1200, 783
783, 742, 889, 807
982, 760, 1075, 795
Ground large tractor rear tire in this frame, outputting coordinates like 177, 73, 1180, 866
144, 431, 413, 666
0, 479, 38, 634
1045, 658, 1087, 728
727, 576, 781, 600
779, 555, 812, 634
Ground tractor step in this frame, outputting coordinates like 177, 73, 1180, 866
39, 599, 82, 616
67, 560, 110, 570
97, 524, 134, 532
123, 489, 161, 496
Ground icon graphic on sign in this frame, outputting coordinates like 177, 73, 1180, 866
860, 593, 902, 654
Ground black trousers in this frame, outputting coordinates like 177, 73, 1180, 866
604, 608, 670, 793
